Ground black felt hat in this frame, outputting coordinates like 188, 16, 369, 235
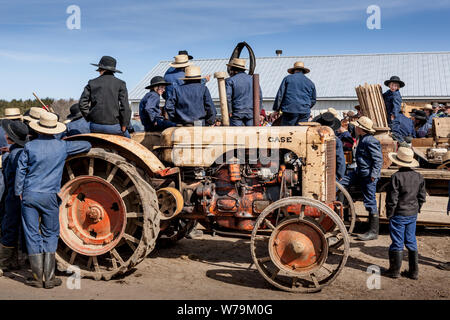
2, 119, 29, 147
315, 112, 341, 131
66, 103, 83, 121
384, 76, 405, 88
178, 50, 193, 60
91, 56, 122, 73
410, 109, 427, 121
145, 76, 171, 90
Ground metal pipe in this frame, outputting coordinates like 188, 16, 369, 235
214, 71, 230, 126
253, 74, 260, 126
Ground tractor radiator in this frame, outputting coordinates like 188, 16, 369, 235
325, 139, 336, 203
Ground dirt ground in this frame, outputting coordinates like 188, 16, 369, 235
0, 224, 449, 300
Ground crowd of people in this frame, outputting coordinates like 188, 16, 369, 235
0, 52, 449, 289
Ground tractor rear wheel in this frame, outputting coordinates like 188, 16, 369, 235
56, 148, 160, 280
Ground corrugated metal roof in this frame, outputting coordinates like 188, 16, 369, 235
129, 52, 450, 102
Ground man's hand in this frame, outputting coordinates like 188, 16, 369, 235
205, 75, 211, 82
371, 177, 375, 182
19, 195, 22, 201
121, 126, 126, 132
0, 147, 9, 153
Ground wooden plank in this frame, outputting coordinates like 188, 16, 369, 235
433, 117, 450, 139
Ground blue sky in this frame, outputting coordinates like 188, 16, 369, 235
1, 0, 450, 100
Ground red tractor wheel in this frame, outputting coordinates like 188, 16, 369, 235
250, 197, 350, 293
56, 148, 160, 280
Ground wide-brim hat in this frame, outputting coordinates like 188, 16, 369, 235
145, 76, 171, 89
315, 112, 341, 131
384, 76, 405, 88
410, 109, 427, 121
66, 103, 83, 120
388, 147, 419, 168
423, 104, 433, 110
227, 58, 247, 70
29, 112, 66, 135
1, 108, 22, 120
178, 50, 193, 60
351, 116, 376, 133
91, 55, 122, 73
288, 61, 310, 74
169, 54, 192, 68
23, 107, 47, 122
1, 119, 29, 147
180, 65, 206, 80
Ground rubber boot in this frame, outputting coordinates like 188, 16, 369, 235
0, 243, 16, 276
26, 254, 44, 288
384, 250, 403, 278
403, 250, 419, 280
357, 214, 379, 241
44, 252, 62, 289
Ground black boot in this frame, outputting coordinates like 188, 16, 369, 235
44, 252, 62, 289
403, 250, 419, 280
26, 254, 44, 288
0, 244, 16, 276
357, 214, 379, 241
384, 250, 403, 278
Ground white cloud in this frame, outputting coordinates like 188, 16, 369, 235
0, 49, 72, 63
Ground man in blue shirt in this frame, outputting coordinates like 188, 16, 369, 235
15, 112, 91, 288
163, 54, 192, 101
273, 61, 316, 126
383, 76, 405, 124
64, 103, 90, 137
411, 110, 431, 138
391, 112, 416, 143
340, 116, 383, 241
225, 58, 262, 126
165, 66, 216, 126
0, 120, 28, 277
139, 76, 176, 131
315, 112, 346, 181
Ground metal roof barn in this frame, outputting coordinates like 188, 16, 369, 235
129, 51, 450, 117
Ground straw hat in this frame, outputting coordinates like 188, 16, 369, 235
327, 108, 339, 118
288, 61, 310, 74
423, 104, 433, 110
2, 108, 22, 120
227, 58, 247, 70
352, 116, 376, 133
23, 107, 47, 122
169, 55, 191, 68
388, 147, 419, 168
180, 65, 206, 81
29, 112, 66, 135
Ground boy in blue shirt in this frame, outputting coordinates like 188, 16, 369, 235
15, 112, 91, 288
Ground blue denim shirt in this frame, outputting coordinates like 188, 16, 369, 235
225, 72, 262, 119
15, 135, 92, 195
427, 113, 437, 125
272, 72, 316, 114
165, 82, 216, 125
66, 118, 91, 137
383, 90, 402, 119
0, 127, 8, 148
163, 67, 185, 101
3, 144, 23, 195
355, 134, 383, 179
335, 137, 346, 180
392, 113, 416, 142
139, 91, 162, 131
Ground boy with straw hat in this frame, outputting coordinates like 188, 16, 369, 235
165, 65, 216, 126
385, 147, 426, 280
15, 112, 91, 288
225, 58, 262, 126
340, 116, 383, 241
163, 54, 192, 101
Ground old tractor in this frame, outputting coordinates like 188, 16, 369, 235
56, 123, 352, 293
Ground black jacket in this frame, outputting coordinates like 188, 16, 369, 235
79, 73, 131, 127
386, 168, 426, 218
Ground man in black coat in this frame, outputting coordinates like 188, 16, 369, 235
79, 56, 131, 137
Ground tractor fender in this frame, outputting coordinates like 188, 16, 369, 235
65, 133, 166, 176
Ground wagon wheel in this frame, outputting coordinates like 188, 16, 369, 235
329, 182, 356, 249
56, 148, 160, 280
251, 197, 350, 293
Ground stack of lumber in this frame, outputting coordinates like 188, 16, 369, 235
355, 83, 389, 128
